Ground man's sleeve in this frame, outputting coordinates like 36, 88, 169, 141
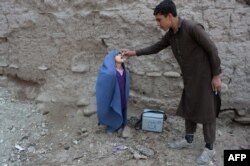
191, 24, 221, 76
136, 34, 170, 56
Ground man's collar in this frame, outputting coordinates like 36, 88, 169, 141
169, 17, 183, 34
178, 17, 183, 29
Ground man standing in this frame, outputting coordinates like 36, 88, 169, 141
122, 0, 221, 164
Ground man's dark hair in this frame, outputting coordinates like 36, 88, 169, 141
154, 0, 177, 17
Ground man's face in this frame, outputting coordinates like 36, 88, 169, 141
155, 14, 171, 31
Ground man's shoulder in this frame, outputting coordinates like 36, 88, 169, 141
183, 19, 198, 27
182, 19, 205, 30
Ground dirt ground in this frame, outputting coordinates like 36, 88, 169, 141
0, 78, 249, 166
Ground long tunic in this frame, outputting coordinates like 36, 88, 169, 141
136, 18, 221, 124
116, 70, 127, 127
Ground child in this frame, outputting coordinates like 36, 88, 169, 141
96, 49, 130, 134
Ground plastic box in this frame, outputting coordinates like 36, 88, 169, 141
142, 109, 164, 132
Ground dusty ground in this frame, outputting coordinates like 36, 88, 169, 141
0, 77, 249, 166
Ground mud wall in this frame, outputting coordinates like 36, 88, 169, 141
0, 0, 249, 113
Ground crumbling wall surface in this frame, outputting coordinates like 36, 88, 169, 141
0, 0, 249, 112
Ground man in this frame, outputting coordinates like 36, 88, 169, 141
122, 0, 221, 164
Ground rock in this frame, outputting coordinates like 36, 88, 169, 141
76, 97, 89, 107
0, 62, 8, 67
217, 130, 222, 136
0, 76, 8, 87
133, 71, 145, 76
82, 132, 89, 137
15, 144, 25, 151
163, 71, 181, 78
81, 128, 87, 133
36, 103, 46, 113
83, 109, 96, 117
64, 145, 70, 150
237, 109, 246, 116
37, 148, 47, 154
128, 147, 147, 160
76, 109, 83, 117
9, 64, 19, 69
239, 144, 250, 150
83, 107, 96, 117
221, 82, 228, 92
72, 140, 78, 145
233, 117, 250, 125
146, 72, 162, 77
71, 53, 90, 73
40, 130, 48, 136
25, 86, 40, 100
38, 65, 49, 71
36, 93, 51, 103
135, 145, 154, 157
218, 109, 235, 119
27, 146, 36, 153
133, 152, 147, 160
71, 64, 89, 73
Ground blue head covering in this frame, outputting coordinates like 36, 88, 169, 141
96, 49, 130, 132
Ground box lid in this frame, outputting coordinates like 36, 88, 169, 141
143, 109, 164, 118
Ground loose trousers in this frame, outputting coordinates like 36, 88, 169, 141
185, 119, 216, 144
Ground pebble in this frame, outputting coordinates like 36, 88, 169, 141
28, 146, 36, 153
135, 145, 154, 157
83, 109, 96, 117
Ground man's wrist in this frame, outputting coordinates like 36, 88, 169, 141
213, 74, 221, 78
133, 51, 137, 56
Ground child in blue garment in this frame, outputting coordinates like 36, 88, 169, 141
96, 49, 130, 134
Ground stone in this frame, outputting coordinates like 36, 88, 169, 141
36, 93, 51, 103
38, 65, 49, 71
135, 145, 154, 157
146, 72, 162, 77
76, 97, 89, 107
163, 71, 181, 78
132, 70, 145, 76
0, 76, 8, 87
81, 128, 87, 133
221, 83, 228, 92
0, 62, 8, 67
83, 106, 96, 117
9, 64, 19, 69
71, 64, 89, 73
71, 53, 90, 73
233, 117, 250, 125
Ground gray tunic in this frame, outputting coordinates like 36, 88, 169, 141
136, 18, 221, 124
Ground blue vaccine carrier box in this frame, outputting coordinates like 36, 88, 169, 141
142, 109, 165, 132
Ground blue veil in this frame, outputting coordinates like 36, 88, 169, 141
96, 49, 130, 132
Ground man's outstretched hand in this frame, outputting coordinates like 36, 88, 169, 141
121, 49, 137, 57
